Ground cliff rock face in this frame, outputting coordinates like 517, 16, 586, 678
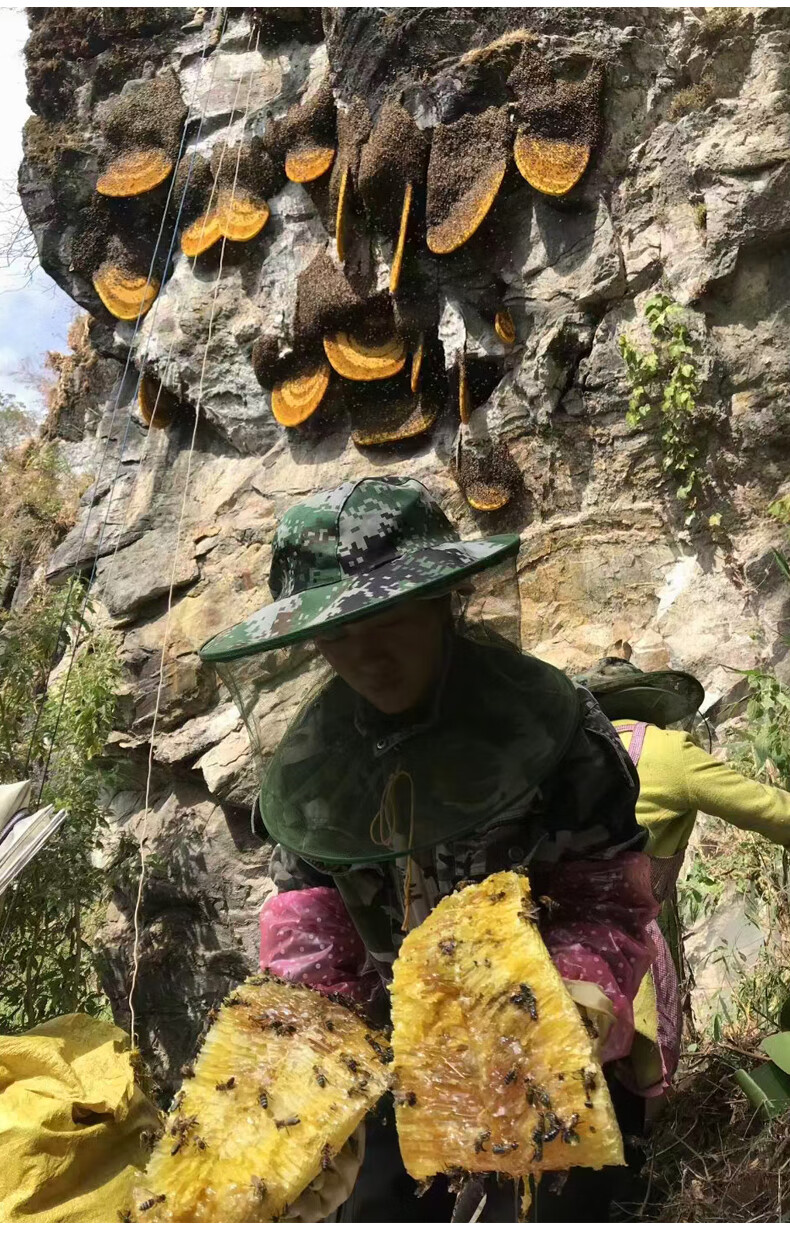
20, 7, 790, 1091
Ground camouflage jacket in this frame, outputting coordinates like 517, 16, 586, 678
267, 639, 643, 984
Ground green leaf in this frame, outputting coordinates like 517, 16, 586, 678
735, 1062, 790, 1120
761, 1032, 790, 1073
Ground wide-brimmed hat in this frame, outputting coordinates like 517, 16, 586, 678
199, 476, 519, 662
574, 656, 705, 728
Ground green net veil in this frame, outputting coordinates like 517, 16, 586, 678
214, 557, 581, 865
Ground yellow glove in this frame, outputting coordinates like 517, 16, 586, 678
281, 1126, 365, 1222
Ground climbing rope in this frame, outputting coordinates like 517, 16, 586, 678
101, 10, 252, 588
28, 10, 226, 799
128, 22, 263, 1047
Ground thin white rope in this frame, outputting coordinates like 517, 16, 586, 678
77, 8, 230, 595
33, 10, 224, 800
128, 23, 262, 1048
102, 13, 257, 589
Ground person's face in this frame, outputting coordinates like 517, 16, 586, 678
314, 598, 449, 714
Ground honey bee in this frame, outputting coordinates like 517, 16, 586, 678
138, 1194, 166, 1213
215, 1077, 235, 1092
581, 1066, 597, 1109
251, 1176, 268, 1201
492, 1141, 518, 1156
275, 1116, 301, 1130
510, 983, 538, 1020
541, 1111, 562, 1143
474, 1130, 491, 1153
365, 1034, 394, 1065
321, 1143, 333, 1171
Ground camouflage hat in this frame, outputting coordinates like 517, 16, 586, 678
574, 656, 705, 728
199, 476, 520, 661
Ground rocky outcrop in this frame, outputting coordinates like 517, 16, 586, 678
20, 7, 790, 1089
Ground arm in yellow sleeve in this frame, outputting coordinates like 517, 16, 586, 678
679, 734, 790, 846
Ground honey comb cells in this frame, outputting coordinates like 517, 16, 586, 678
390, 871, 624, 1183
133, 975, 391, 1222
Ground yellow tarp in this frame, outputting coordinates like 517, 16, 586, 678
0, 1013, 161, 1223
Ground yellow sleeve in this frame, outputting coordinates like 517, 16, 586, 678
679, 734, 790, 846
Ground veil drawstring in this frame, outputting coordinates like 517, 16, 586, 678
370, 768, 416, 932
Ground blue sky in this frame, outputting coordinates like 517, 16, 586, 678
0, 9, 76, 414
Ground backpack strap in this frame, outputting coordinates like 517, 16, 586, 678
613, 721, 649, 767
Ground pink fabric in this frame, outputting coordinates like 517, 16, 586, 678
532, 853, 660, 1066
614, 721, 648, 768
259, 887, 381, 1009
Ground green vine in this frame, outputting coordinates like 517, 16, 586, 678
619, 294, 714, 528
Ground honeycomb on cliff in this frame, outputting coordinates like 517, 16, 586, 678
251, 334, 282, 390
176, 139, 282, 256
328, 97, 372, 261
271, 356, 332, 426
91, 235, 159, 321
293, 250, 364, 343
266, 76, 337, 184
357, 101, 429, 293
495, 308, 516, 345
133, 974, 392, 1222
426, 106, 510, 254
97, 71, 187, 197
350, 368, 439, 447
510, 53, 603, 196
390, 870, 624, 1183
455, 435, 516, 512
72, 190, 166, 320
324, 320, 406, 382
453, 354, 515, 512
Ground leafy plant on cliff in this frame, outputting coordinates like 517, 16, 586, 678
0, 581, 121, 1031
0, 393, 82, 576
619, 294, 714, 527
734, 665, 790, 792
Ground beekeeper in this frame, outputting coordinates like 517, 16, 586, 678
200, 476, 661, 1222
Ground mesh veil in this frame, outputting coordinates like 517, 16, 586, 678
216, 558, 581, 864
